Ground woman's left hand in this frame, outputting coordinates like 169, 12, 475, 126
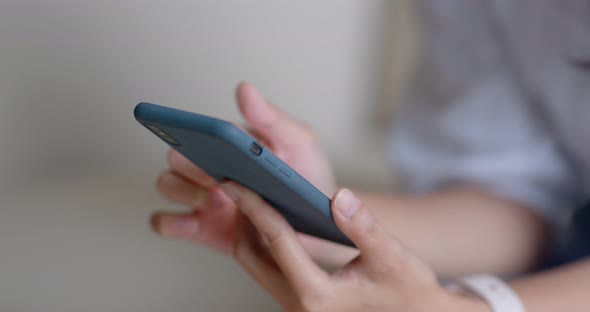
219, 183, 489, 312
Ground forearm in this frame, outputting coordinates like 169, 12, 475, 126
310, 187, 549, 278
509, 258, 590, 311
360, 188, 549, 277
446, 258, 590, 312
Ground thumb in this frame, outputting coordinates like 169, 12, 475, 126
235, 82, 300, 147
332, 189, 405, 267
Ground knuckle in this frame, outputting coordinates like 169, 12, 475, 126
260, 228, 289, 251
357, 207, 380, 240
363, 221, 380, 243
239, 191, 264, 212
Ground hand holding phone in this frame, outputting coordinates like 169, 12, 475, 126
140, 83, 353, 253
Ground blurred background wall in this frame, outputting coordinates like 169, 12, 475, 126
0, 1, 416, 311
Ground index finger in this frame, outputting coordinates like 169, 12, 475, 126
167, 149, 217, 189
220, 182, 330, 295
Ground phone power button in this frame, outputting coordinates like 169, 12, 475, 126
249, 142, 263, 156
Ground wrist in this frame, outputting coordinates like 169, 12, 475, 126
442, 290, 491, 312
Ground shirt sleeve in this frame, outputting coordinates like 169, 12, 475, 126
388, 0, 583, 226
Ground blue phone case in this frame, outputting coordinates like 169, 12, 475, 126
134, 102, 353, 246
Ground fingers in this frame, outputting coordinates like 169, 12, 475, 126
167, 149, 217, 189
220, 182, 329, 294
233, 211, 292, 300
236, 82, 308, 149
157, 171, 210, 208
331, 189, 408, 271
151, 212, 200, 240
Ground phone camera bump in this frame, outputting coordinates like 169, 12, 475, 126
145, 122, 180, 146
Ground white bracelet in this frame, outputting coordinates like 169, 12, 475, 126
448, 274, 526, 312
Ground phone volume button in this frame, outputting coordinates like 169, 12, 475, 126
264, 157, 278, 167
279, 166, 292, 178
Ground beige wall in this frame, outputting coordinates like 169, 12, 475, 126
0, 1, 414, 311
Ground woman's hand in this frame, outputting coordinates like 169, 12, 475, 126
150, 83, 353, 260
220, 183, 490, 312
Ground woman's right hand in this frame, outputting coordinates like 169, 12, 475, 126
151, 82, 354, 261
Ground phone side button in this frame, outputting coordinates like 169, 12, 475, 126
264, 157, 278, 167
250, 142, 263, 156
279, 167, 292, 178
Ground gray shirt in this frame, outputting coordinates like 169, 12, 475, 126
390, 0, 590, 229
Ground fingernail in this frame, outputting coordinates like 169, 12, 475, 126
219, 183, 240, 201
159, 216, 199, 237
176, 217, 199, 236
335, 189, 360, 218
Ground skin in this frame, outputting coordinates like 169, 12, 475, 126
152, 82, 590, 310
221, 183, 489, 311
153, 82, 547, 277
221, 180, 590, 311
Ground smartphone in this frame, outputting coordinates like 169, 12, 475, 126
134, 102, 353, 247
